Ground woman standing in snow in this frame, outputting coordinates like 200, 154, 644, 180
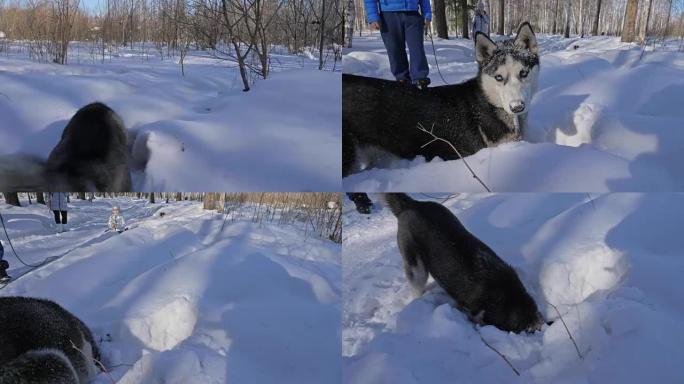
364, 0, 432, 88
47, 192, 69, 233
472, 1, 490, 40
108, 206, 126, 233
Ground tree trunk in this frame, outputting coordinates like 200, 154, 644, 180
639, 0, 654, 42
591, 0, 602, 35
553, 0, 559, 34
3, 193, 20, 207
434, 0, 448, 39
621, 0, 640, 42
37, 193, 45, 205
563, 0, 571, 38
344, 0, 355, 47
203, 193, 217, 210
149, 193, 155, 204
460, 0, 469, 39
498, 0, 504, 35
579, 0, 584, 37
78, 192, 86, 200
318, 0, 327, 70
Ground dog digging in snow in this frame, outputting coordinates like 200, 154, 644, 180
383, 193, 545, 333
0, 296, 101, 384
0, 102, 132, 191
342, 22, 539, 177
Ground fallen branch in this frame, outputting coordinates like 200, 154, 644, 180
476, 329, 521, 376
417, 122, 492, 192
70, 339, 115, 384
547, 301, 584, 360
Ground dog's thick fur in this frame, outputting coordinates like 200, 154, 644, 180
0, 297, 101, 384
0, 102, 132, 191
342, 23, 539, 177
383, 193, 544, 333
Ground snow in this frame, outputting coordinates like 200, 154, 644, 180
0, 196, 341, 383
0, 44, 341, 191
342, 193, 684, 383
343, 33, 684, 192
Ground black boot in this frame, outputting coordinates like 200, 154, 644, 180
347, 193, 373, 214
416, 78, 431, 90
0, 259, 10, 282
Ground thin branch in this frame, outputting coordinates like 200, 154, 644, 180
546, 301, 584, 360
417, 122, 492, 193
70, 339, 115, 383
476, 329, 521, 376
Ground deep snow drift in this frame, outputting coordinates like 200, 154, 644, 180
343, 193, 684, 383
0, 44, 341, 191
0, 197, 341, 383
343, 33, 684, 192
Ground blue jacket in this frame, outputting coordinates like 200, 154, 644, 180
365, 0, 432, 24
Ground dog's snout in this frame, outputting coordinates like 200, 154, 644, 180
510, 101, 526, 114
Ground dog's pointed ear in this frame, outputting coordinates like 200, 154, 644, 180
475, 32, 497, 65
515, 22, 538, 54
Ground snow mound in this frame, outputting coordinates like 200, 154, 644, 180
125, 296, 198, 351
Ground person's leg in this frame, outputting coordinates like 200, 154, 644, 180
405, 12, 430, 83
53, 210, 60, 224
61, 211, 67, 225
0, 242, 8, 280
380, 12, 410, 82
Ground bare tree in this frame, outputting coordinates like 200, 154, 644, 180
498, 0, 504, 35
433, 0, 448, 39
639, 0, 654, 42
2, 193, 21, 207
622, 0, 640, 42
591, 0, 602, 35
461, 0, 469, 39
563, 0, 571, 38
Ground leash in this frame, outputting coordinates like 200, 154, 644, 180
427, 25, 449, 85
0, 211, 44, 268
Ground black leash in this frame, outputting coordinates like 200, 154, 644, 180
0, 211, 44, 268
427, 26, 449, 85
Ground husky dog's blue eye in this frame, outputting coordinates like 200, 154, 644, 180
495, 75, 504, 82
520, 70, 529, 78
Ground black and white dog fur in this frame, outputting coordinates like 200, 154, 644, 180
383, 193, 544, 333
342, 22, 539, 177
0, 102, 132, 191
0, 297, 101, 384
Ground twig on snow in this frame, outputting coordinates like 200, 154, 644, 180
476, 329, 521, 376
70, 339, 115, 384
417, 122, 492, 193
546, 301, 584, 360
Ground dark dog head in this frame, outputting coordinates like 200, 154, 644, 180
0, 102, 132, 192
483, 269, 545, 333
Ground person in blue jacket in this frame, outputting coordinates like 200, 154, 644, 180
365, 0, 432, 88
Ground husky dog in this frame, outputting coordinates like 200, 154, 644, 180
343, 22, 539, 177
0, 102, 132, 191
382, 193, 544, 333
0, 297, 101, 384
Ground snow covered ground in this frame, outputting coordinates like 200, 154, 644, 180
0, 44, 341, 191
0, 196, 341, 383
343, 193, 684, 383
343, 33, 684, 192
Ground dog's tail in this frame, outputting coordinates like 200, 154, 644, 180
381, 193, 415, 216
0, 349, 79, 384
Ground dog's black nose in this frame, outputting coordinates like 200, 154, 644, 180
510, 102, 526, 114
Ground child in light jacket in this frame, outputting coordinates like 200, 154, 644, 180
108, 206, 126, 233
